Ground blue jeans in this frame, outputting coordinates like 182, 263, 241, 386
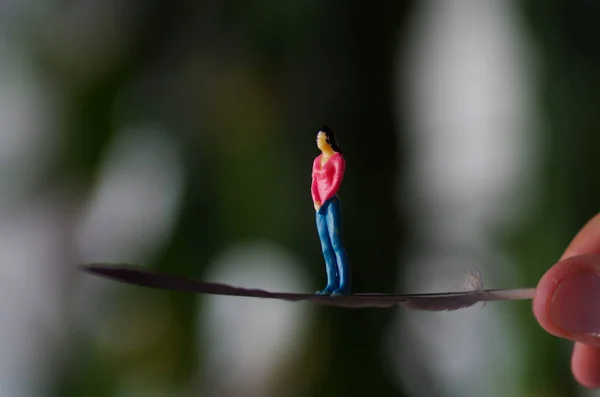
316, 195, 350, 295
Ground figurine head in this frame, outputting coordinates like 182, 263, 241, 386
317, 126, 343, 154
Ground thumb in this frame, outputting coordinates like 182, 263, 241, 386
534, 253, 600, 345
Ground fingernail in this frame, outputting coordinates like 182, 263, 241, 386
551, 271, 600, 334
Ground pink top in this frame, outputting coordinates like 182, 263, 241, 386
311, 152, 346, 204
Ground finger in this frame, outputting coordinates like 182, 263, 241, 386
533, 254, 600, 346
572, 344, 600, 389
533, 212, 600, 388
562, 214, 600, 388
533, 213, 600, 340
562, 213, 600, 259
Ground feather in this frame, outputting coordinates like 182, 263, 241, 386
81, 264, 535, 311
461, 267, 485, 292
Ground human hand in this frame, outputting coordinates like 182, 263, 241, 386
314, 201, 321, 212
534, 213, 600, 388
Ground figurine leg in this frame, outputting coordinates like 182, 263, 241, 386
326, 196, 350, 296
316, 201, 339, 295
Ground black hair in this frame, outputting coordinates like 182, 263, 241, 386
318, 125, 343, 154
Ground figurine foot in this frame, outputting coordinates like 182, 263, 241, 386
331, 287, 350, 296
316, 286, 337, 295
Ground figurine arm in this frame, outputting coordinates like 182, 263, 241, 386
311, 176, 320, 205
311, 159, 321, 211
322, 155, 345, 202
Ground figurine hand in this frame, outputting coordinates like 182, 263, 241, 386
533, 212, 600, 388
314, 201, 321, 212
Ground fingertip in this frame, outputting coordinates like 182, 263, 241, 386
533, 255, 582, 339
572, 343, 600, 389
562, 213, 600, 260
533, 254, 600, 342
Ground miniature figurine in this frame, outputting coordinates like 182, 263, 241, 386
311, 126, 351, 295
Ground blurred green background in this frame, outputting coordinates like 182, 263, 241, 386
1, 0, 600, 396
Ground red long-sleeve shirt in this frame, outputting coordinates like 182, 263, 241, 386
311, 152, 345, 204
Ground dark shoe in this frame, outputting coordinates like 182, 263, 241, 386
331, 286, 350, 296
316, 285, 337, 295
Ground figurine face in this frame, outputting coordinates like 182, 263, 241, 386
316, 132, 330, 151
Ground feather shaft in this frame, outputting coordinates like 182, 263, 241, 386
82, 264, 535, 311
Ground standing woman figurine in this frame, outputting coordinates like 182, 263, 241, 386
311, 126, 351, 295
